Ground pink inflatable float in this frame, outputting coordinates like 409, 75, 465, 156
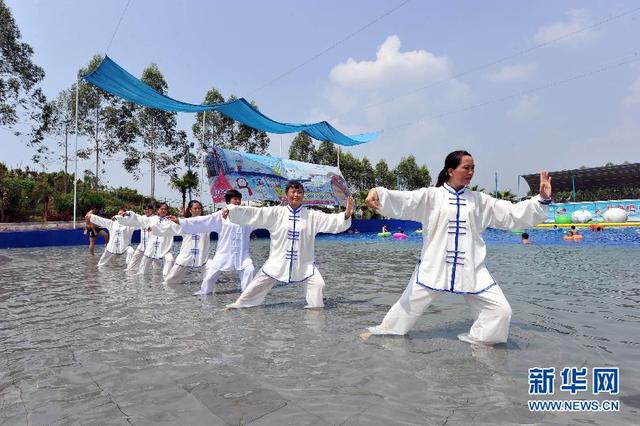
392, 232, 408, 240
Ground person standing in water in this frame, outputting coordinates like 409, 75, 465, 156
361, 150, 552, 345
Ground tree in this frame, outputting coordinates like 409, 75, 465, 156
45, 89, 76, 191
338, 151, 362, 192
469, 184, 485, 192
314, 141, 337, 166
395, 155, 431, 190
192, 89, 270, 154
374, 159, 396, 189
288, 132, 316, 162
170, 170, 199, 209
0, 0, 50, 145
31, 174, 54, 221
121, 63, 184, 199
360, 157, 375, 191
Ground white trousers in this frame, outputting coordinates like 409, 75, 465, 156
195, 264, 256, 295
368, 269, 512, 344
126, 249, 144, 271
137, 253, 174, 276
226, 269, 325, 309
98, 247, 134, 268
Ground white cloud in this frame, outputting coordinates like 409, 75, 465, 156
330, 35, 451, 89
507, 95, 540, 120
623, 76, 640, 105
488, 64, 536, 82
311, 35, 472, 171
532, 9, 597, 45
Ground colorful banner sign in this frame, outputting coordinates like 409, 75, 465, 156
547, 199, 640, 222
205, 147, 350, 206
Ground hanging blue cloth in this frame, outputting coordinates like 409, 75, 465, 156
83, 56, 381, 146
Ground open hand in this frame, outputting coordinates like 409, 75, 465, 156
539, 170, 552, 200
221, 207, 229, 219
365, 188, 380, 209
344, 196, 354, 219
167, 215, 180, 225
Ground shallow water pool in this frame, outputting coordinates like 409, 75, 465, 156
1, 238, 639, 424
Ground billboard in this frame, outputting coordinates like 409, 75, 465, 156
547, 199, 640, 222
205, 147, 350, 206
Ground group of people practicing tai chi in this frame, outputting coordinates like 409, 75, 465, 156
86, 150, 553, 346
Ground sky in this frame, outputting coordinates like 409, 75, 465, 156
3, 0, 640, 205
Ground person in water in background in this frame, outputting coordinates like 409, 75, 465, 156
521, 232, 531, 245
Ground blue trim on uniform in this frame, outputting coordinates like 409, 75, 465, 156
450, 190, 463, 291
286, 206, 302, 282
261, 265, 315, 284
415, 278, 497, 295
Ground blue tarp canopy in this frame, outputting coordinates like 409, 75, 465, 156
83, 56, 380, 146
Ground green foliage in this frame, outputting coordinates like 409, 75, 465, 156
396, 155, 431, 190
314, 141, 337, 166
170, 170, 199, 209
0, 0, 50, 145
374, 159, 396, 189
192, 89, 270, 154
0, 163, 154, 222
288, 132, 316, 162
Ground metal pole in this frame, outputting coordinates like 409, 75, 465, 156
199, 111, 206, 198
73, 77, 80, 229
337, 146, 340, 169
494, 172, 498, 199
516, 175, 520, 200
571, 174, 576, 202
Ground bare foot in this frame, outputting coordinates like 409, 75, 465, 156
359, 331, 372, 341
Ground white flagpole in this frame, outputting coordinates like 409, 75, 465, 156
199, 111, 206, 198
72, 76, 80, 229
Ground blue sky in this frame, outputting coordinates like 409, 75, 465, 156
4, 0, 640, 204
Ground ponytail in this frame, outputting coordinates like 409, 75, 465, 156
435, 150, 472, 187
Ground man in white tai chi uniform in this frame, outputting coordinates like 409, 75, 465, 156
223, 180, 354, 309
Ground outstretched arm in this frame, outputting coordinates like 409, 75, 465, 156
88, 214, 113, 230
481, 171, 552, 230
225, 205, 279, 231
366, 187, 431, 222
177, 211, 223, 234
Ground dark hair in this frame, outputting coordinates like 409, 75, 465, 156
435, 150, 472, 187
158, 202, 169, 210
185, 200, 203, 218
225, 189, 242, 204
143, 203, 153, 210
522, 232, 529, 239
285, 180, 304, 193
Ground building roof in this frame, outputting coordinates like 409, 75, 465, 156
521, 163, 640, 193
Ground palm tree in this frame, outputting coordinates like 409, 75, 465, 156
469, 184, 485, 192
170, 170, 199, 209
496, 190, 516, 202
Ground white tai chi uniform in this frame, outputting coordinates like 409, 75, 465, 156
368, 183, 548, 344
88, 214, 135, 267
179, 211, 256, 295
117, 212, 175, 276
117, 212, 155, 272
225, 204, 351, 309
151, 219, 210, 284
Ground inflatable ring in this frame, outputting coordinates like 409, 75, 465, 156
563, 235, 584, 241
392, 232, 408, 240
415, 229, 423, 234
589, 224, 604, 231
378, 231, 391, 237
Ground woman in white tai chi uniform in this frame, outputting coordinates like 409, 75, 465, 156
154, 200, 210, 284
172, 190, 257, 296
117, 202, 175, 276
85, 208, 135, 268
124, 204, 155, 272
361, 150, 552, 345
224, 180, 354, 309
